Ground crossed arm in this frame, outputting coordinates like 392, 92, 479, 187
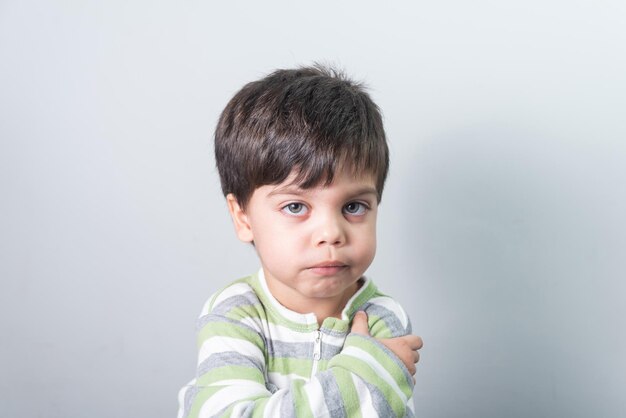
178, 311, 422, 418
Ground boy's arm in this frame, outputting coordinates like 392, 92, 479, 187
357, 296, 423, 418
178, 310, 415, 418
351, 311, 422, 377
329, 320, 418, 417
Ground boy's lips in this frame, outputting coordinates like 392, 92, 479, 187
307, 261, 348, 276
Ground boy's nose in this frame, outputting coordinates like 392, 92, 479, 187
313, 214, 346, 247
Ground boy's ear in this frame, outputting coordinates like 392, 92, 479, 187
226, 194, 254, 243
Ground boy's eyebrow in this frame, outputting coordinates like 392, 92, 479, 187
267, 185, 305, 197
347, 186, 378, 198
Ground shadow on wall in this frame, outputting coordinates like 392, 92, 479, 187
402, 125, 626, 418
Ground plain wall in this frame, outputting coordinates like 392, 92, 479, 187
1, 1, 625, 417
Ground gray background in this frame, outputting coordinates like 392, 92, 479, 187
1, 1, 625, 417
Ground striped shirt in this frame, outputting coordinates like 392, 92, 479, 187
178, 269, 415, 418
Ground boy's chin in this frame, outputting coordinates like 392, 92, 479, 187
301, 278, 359, 297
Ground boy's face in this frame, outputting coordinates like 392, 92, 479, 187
227, 168, 378, 315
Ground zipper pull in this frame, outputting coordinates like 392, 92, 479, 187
313, 330, 322, 361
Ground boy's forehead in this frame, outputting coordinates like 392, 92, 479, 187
266, 168, 378, 196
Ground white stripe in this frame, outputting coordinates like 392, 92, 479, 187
197, 385, 267, 418
263, 375, 331, 416
407, 395, 416, 414
210, 282, 256, 311
230, 402, 252, 418
263, 321, 314, 343
239, 315, 264, 332
208, 378, 265, 387
308, 378, 332, 417
199, 293, 217, 316
368, 296, 409, 329
247, 317, 345, 348
177, 381, 195, 418
341, 346, 407, 403
262, 390, 286, 418
267, 371, 306, 388
256, 320, 347, 348
351, 373, 376, 417
198, 336, 264, 364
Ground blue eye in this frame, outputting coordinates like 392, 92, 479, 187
343, 202, 367, 215
282, 202, 308, 216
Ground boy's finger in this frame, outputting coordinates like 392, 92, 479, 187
350, 311, 370, 336
407, 363, 416, 376
405, 335, 423, 350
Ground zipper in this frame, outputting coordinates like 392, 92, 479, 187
311, 330, 322, 376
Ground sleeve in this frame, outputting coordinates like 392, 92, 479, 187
362, 295, 417, 418
177, 297, 414, 417
363, 295, 413, 339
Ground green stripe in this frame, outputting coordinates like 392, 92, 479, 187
197, 321, 264, 349
368, 314, 393, 338
333, 352, 406, 417
329, 336, 410, 417
312, 358, 330, 372
346, 335, 412, 397
291, 380, 315, 418
224, 303, 265, 321
183, 274, 413, 417
345, 281, 379, 317
269, 357, 312, 377
186, 386, 222, 418
251, 398, 269, 418
334, 371, 363, 418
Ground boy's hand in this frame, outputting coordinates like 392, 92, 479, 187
351, 311, 423, 378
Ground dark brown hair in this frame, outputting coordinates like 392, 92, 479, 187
214, 64, 389, 209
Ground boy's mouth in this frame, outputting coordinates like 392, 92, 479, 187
308, 261, 348, 276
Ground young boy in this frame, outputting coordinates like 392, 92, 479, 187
178, 65, 423, 418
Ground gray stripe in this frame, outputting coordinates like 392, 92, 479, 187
197, 313, 213, 330
405, 316, 413, 334
364, 380, 396, 418
368, 335, 415, 389
266, 381, 279, 394
320, 373, 347, 418
198, 313, 257, 329
319, 329, 348, 359
267, 339, 342, 361
322, 328, 349, 338
320, 341, 342, 359
361, 303, 408, 336
197, 351, 265, 377
239, 403, 255, 417
268, 340, 312, 358
210, 291, 260, 316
